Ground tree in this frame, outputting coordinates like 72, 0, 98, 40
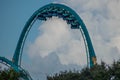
109, 59, 120, 80
0, 68, 20, 80
47, 59, 120, 80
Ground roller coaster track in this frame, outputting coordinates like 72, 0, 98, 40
0, 3, 97, 80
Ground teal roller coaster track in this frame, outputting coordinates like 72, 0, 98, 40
0, 3, 97, 80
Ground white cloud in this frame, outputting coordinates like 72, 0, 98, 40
111, 37, 120, 52
25, 0, 120, 79
28, 17, 87, 66
29, 17, 71, 58
28, 0, 120, 68
23, 53, 82, 80
107, 0, 120, 20
58, 0, 120, 64
58, 39, 86, 65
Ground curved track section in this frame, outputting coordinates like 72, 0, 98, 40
13, 3, 96, 67
0, 57, 32, 80
0, 56, 20, 72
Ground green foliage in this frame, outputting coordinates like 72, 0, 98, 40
109, 59, 120, 80
0, 68, 20, 80
47, 70, 81, 80
47, 59, 120, 80
0, 59, 120, 80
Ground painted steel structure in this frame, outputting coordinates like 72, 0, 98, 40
0, 3, 97, 80
0, 56, 32, 80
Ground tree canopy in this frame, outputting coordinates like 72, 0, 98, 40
0, 59, 120, 80
0, 68, 20, 80
47, 59, 120, 80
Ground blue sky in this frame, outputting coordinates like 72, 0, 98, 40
0, 0, 55, 58
0, 0, 120, 80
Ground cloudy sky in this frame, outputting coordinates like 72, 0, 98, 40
0, 0, 120, 80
